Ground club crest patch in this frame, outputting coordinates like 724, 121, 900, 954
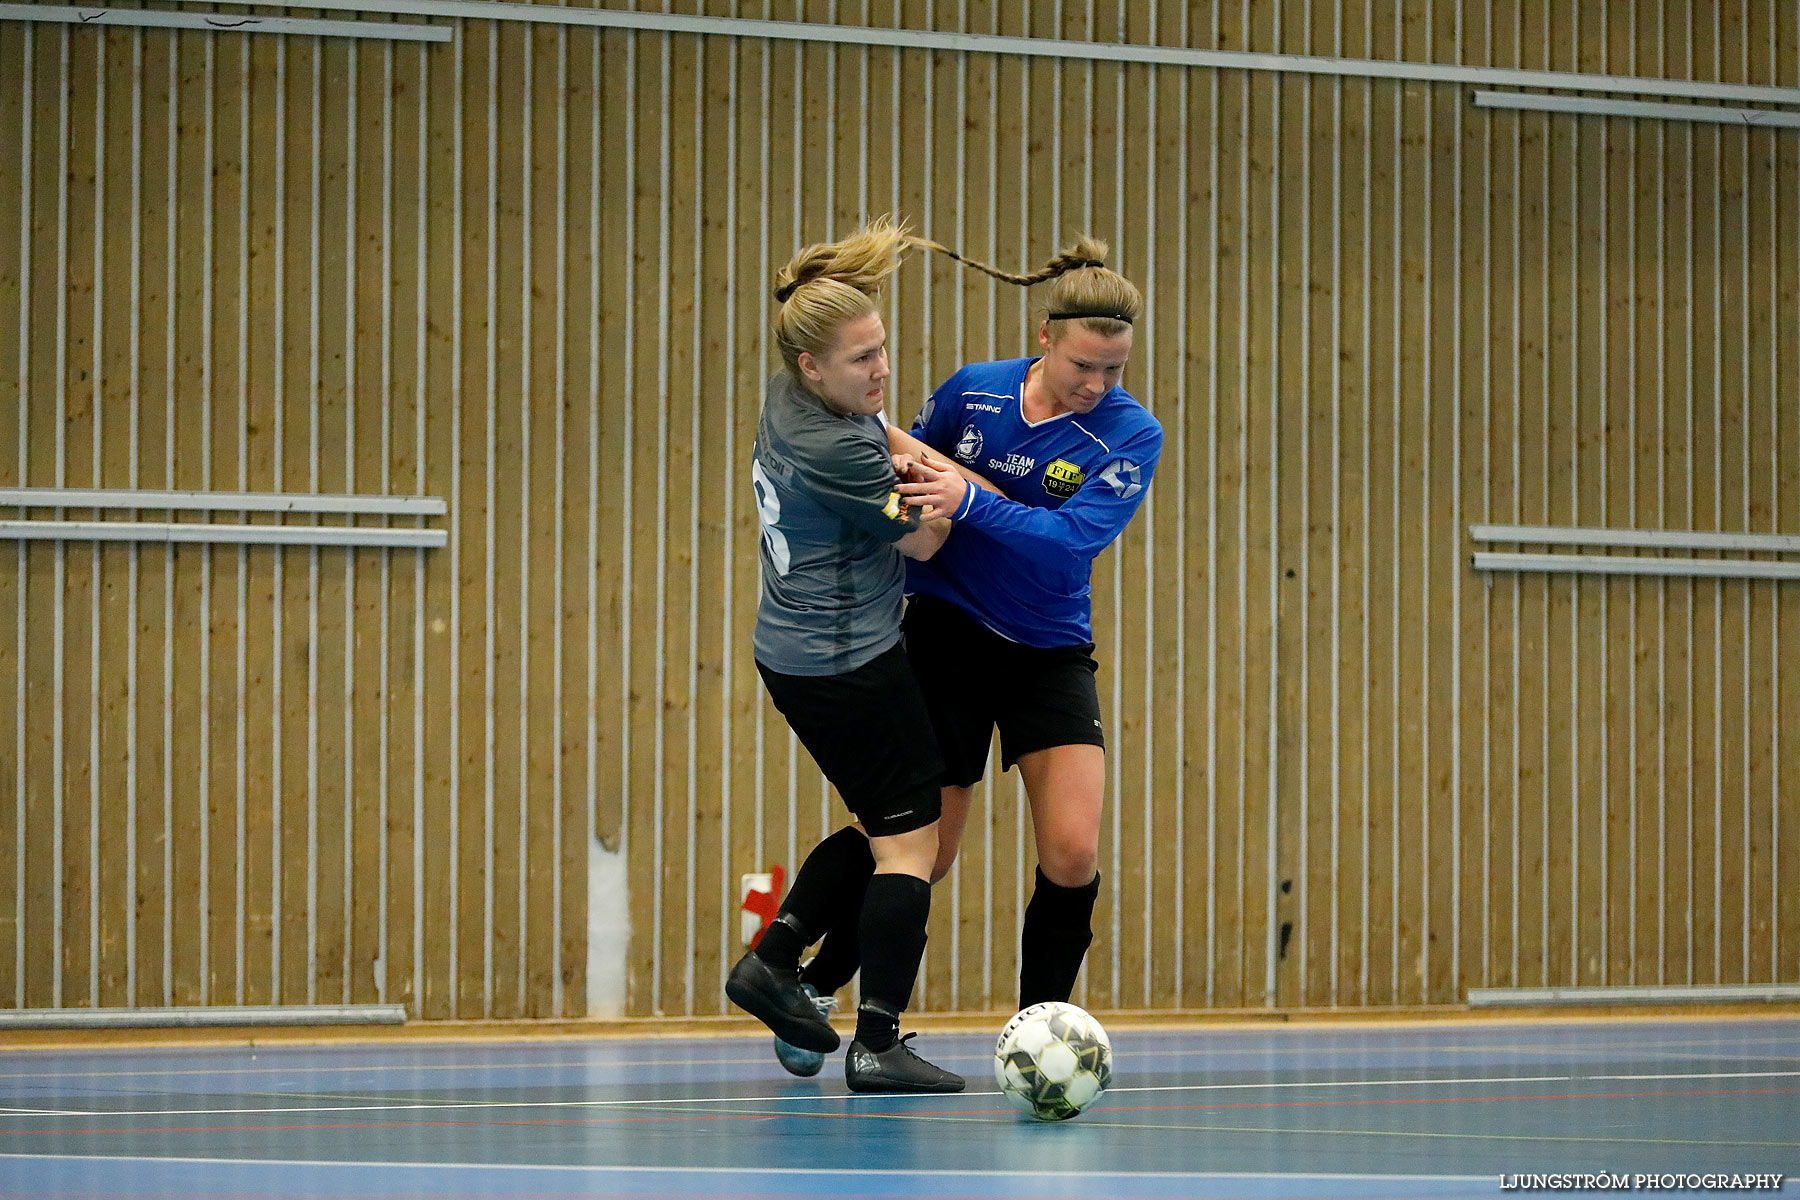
956, 425, 984, 463
1042, 458, 1085, 499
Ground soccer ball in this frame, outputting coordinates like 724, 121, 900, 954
993, 1001, 1113, 1121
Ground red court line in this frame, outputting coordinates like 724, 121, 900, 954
0, 1111, 791, 1139
4, 1084, 1796, 1140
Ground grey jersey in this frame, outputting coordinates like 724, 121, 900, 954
751, 371, 925, 676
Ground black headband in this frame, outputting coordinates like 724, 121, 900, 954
1048, 310, 1134, 324
1050, 258, 1127, 321
774, 279, 801, 303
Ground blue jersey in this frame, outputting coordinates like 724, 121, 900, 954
905, 357, 1162, 647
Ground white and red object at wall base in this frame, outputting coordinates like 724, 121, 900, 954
739, 866, 786, 948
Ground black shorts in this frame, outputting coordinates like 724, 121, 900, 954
901, 593, 1105, 788
755, 642, 945, 838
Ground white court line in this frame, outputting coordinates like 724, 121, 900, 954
1589, 1070, 1800, 1082
6, 1069, 1797, 1121
0, 1153, 1492, 1182
6, 1030, 1796, 1084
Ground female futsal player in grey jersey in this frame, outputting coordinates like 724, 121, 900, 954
724, 217, 971, 1092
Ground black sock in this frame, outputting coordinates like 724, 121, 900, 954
756, 825, 873, 970
854, 999, 901, 1052
1018, 867, 1100, 1008
855, 872, 931, 1051
798, 879, 869, 996
753, 914, 807, 970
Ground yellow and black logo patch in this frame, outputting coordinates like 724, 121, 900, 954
1042, 458, 1085, 499
884, 490, 905, 521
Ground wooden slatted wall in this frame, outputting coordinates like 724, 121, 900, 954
1, 1, 1796, 1019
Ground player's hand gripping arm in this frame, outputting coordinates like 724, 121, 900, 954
886, 422, 1005, 497
890, 453, 953, 562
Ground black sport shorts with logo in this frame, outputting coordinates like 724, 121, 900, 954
755, 641, 945, 838
901, 593, 1105, 788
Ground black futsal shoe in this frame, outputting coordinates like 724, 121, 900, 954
726, 951, 841, 1054
844, 1033, 966, 1093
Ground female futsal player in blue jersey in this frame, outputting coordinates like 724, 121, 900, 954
772, 239, 1159, 1076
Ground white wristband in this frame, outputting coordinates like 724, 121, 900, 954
955, 480, 978, 522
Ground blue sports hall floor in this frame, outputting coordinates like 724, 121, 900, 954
1, 1014, 1795, 1199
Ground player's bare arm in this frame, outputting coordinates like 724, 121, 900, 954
894, 519, 951, 561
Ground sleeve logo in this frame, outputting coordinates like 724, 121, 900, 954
884, 490, 906, 521
1096, 459, 1142, 500
1041, 458, 1085, 499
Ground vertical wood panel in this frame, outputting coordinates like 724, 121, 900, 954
1570, 105, 1606, 989
1146, 40, 1187, 1013
1361, 62, 1399, 1004
1742, 107, 1778, 986
720, 29, 764, 1016
623, 27, 662, 1014
486, 19, 524, 1023
1270, 64, 1307, 1010
1211, 57, 1250, 1010
1539, 12, 1577, 993
239, 33, 280, 1009
92, 30, 134, 1011
1393, 75, 1430, 1005
1514, 92, 1551, 988
1335, 59, 1371, 1006
1775, 25, 1800, 985
1179, 15, 1221, 1009
273, 39, 307, 1008
1601, 75, 1638, 988
1453, 18, 1489, 999
659, 25, 698, 1016
61, 27, 98, 1013
417, 27, 458, 1020
166, 29, 208, 1008
0, 20, 25, 1012
204, 35, 240, 1007
1106, 49, 1149, 1014
523, 23, 562, 1020
1689, 109, 1721, 988
977, 16, 1025, 1009
382, 30, 422, 1010
690, 29, 733, 1020
454, 21, 493, 1019
1300, 65, 1337, 1009
555, 21, 594, 1021
349, 39, 390, 1007
1627, 67, 1659, 988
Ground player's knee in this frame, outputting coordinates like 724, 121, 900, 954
1038, 842, 1098, 889
870, 819, 939, 879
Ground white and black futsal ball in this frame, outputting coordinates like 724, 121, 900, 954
993, 1001, 1113, 1121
